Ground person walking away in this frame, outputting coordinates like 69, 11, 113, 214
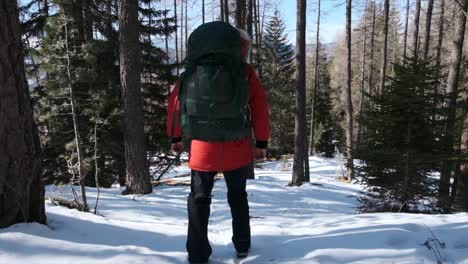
166, 22, 270, 263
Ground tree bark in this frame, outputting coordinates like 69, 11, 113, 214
202, 0, 205, 23
247, 0, 253, 36
220, 0, 224, 22
292, 0, 309, 185
435, 0, 445, 69
379, 0, 389, 95
0, 0, 46, 228
236, 0, 246, 29
412, 0, 421, 62
357, 0, 369, 147
345, 0, 354, 181
403, 0, 410, 61
368, 1, 376, 105
458, 62, 468, 212
422, 0, 434, 61
174, 0, 179, 75
224, 0, 229, 24
118, 0, 152, 195
441, 0, 468, 210
309, 0, 320, 156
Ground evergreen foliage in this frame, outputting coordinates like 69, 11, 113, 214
356, 59, 447, 213
260, 10, 295, 157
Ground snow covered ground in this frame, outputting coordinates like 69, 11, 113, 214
1, 157, 468, 264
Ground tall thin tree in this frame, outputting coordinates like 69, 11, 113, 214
291, 0, 309, 185
441, 0, 468, 210
0, 0, 46, 227
236, 0, 246, 29
368, 1, 376, 101
309, 0, 321, 155
357, 0, 369, 146
118, 0, 152, 195
403, 0, 410, 61
412, 0, 421, 62
422, 0, 434, 61
344, 0, 354, 180
202, 0, 205, 23
435, 0, 445, 69
379, 0, 389, 95
174, 0, 179, 75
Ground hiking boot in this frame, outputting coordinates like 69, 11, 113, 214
236, 250, 249, 259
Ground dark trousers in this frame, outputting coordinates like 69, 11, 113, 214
186, 164, 252, 262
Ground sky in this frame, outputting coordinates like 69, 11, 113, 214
277, 0, 346, 44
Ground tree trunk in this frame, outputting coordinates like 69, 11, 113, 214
345, 0, 354, 181
220, 0, 224, 22
441, 0, 468, 210
174, 0, 179, 75
291, 0, 309, 185
412, 0, 421, 62
64, 21, 89, 211
403, 0, 410, 61
180, 0, 184, 59
357, 0, 368, 147
185, 0, 188, 54
457, 62, 468, 212
422, 0, 434, 61
247, 0, 253, 36
236, 0, 246, 29
435, 0, 445, 69
224, 0, 229, 24
379, 0, 389, 95
0, 0, 46, 228
202, 0, 205, 23
118, 0, 152, 195
368, 2, 376, 106
309, 0, 320, 156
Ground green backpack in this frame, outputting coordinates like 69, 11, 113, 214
178, 22, 251, 142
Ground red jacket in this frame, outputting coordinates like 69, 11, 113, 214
167, 64, 270, 172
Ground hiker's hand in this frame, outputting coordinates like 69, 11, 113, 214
171, 142, 184, 153
255, 148, 267, 161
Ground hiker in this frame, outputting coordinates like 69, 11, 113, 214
166, 22, 270, 263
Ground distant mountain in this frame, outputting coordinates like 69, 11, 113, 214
305, 42, 336, 59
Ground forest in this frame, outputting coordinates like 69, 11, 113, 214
1, 0, 468, 263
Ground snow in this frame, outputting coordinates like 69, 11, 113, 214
1, 156, 468, 264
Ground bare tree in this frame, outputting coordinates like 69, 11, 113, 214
458, 60, 468, 212
220, 0, 225, 22
379, 0, 390, 95
412, 0, 421, 61
236, 0, 246, 28
291, 0, 309, 185
441, 0, 468, 210
64, 20, 89, 211
344, 0, 354, 181
422, 0, 434, 61
202, 0, 205, 23
224, 0, 229, 23
403, 0, 410, 61
435, 0, 445, 68
247, 0, 253, 36
174, 0, 179, 75
118, 0, 152, 195
368, 1, 376, 100
357, 0, 369, 146
0, 0, 46, 227
309, 0, 321, 156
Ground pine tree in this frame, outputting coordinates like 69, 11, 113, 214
0, 0, 46, 228
260, 10, 295, 156
307, 46, 338, 157
356, 60, 446, 213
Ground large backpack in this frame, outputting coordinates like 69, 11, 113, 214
178, 22, 251, 142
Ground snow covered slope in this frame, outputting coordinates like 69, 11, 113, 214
1, 157, 467, 264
